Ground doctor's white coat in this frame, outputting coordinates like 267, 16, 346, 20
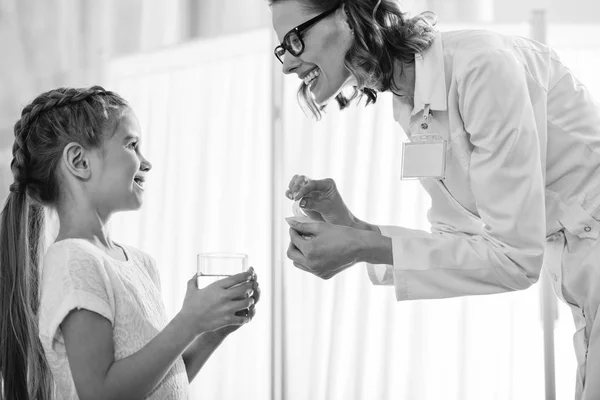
366, 29, 600, 398
368, 29, 600, 300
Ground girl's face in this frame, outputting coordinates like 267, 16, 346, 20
89, 110, 152, 215
272, 1, 355, 105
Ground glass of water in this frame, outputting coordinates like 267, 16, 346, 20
197, 253, 250, 316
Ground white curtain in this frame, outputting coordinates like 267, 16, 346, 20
102, 24, 600, 400
279, 23, 547, 400
277, 49, 547, 400
105, 31, 273, 399
279, 86, 552, 400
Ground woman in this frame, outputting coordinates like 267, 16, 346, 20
270, 0, 600, 398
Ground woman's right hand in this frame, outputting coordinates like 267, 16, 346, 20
286, 175, 357, 227
179, 270, 255, 335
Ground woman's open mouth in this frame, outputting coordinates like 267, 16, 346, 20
303, 68, 320, 87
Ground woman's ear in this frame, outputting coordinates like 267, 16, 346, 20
62, 142, 92, 180
340, 4, 354, 34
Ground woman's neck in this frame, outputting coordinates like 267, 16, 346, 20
390, 58, 416, 100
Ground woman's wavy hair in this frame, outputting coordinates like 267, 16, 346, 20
0, 86, 128, 400
270, 0, 438, 119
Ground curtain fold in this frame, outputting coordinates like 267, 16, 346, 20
106, 30, 273, 400
278, 70, 550, 400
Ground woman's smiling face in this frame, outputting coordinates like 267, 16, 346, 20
271, 1, 355, 105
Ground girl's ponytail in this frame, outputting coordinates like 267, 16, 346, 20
0, 190, 52, 400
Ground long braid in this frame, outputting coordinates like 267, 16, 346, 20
10, 120, 30, 194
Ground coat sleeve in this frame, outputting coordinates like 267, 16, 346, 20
366, 49, 546, 301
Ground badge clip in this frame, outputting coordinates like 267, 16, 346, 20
400, 105, 447, 180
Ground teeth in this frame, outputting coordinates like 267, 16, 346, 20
303, 69, 320, 85
134, 178, 144, 189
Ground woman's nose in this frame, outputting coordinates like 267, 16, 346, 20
282, 53, 301, 75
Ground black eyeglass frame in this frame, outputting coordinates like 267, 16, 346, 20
274, 6, 340, 64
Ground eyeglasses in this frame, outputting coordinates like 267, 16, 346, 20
274, 6, 340, 64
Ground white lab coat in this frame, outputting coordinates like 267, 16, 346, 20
367, 29, 600, 399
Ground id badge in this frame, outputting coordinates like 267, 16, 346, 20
401, 134, 447, 180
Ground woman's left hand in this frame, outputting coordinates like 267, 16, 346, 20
285, 218, 363, 279
208, 270, 260, 338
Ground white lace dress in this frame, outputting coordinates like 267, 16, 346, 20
38, 239, 189, 399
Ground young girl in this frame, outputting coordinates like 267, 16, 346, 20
0, 86, 260, 400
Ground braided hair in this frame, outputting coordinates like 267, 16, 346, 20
0, 86, 128, 400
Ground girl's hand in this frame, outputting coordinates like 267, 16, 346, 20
285, 175, 357, 227
179, 269, 255, 335
209, 270, 261, 338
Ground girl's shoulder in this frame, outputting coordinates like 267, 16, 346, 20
42, 239, 110, 281
45, 238, 105, 265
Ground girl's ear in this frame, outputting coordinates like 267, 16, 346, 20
62, 143, 92, 180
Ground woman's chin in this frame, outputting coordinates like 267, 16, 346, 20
312, 96, 327, 107
310, 86, 338, 107
311, 80, 355, 106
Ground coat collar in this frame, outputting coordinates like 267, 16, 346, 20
411, 30, 447, 116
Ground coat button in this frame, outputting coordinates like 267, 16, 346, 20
584, 226, 592, 232
552, 273, 558, 282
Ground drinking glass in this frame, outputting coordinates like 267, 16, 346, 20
197, 253, 249, 316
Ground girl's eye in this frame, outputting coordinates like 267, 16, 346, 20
128, 142, 138, 149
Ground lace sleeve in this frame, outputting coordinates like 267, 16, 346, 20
39, 243, 115, 349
